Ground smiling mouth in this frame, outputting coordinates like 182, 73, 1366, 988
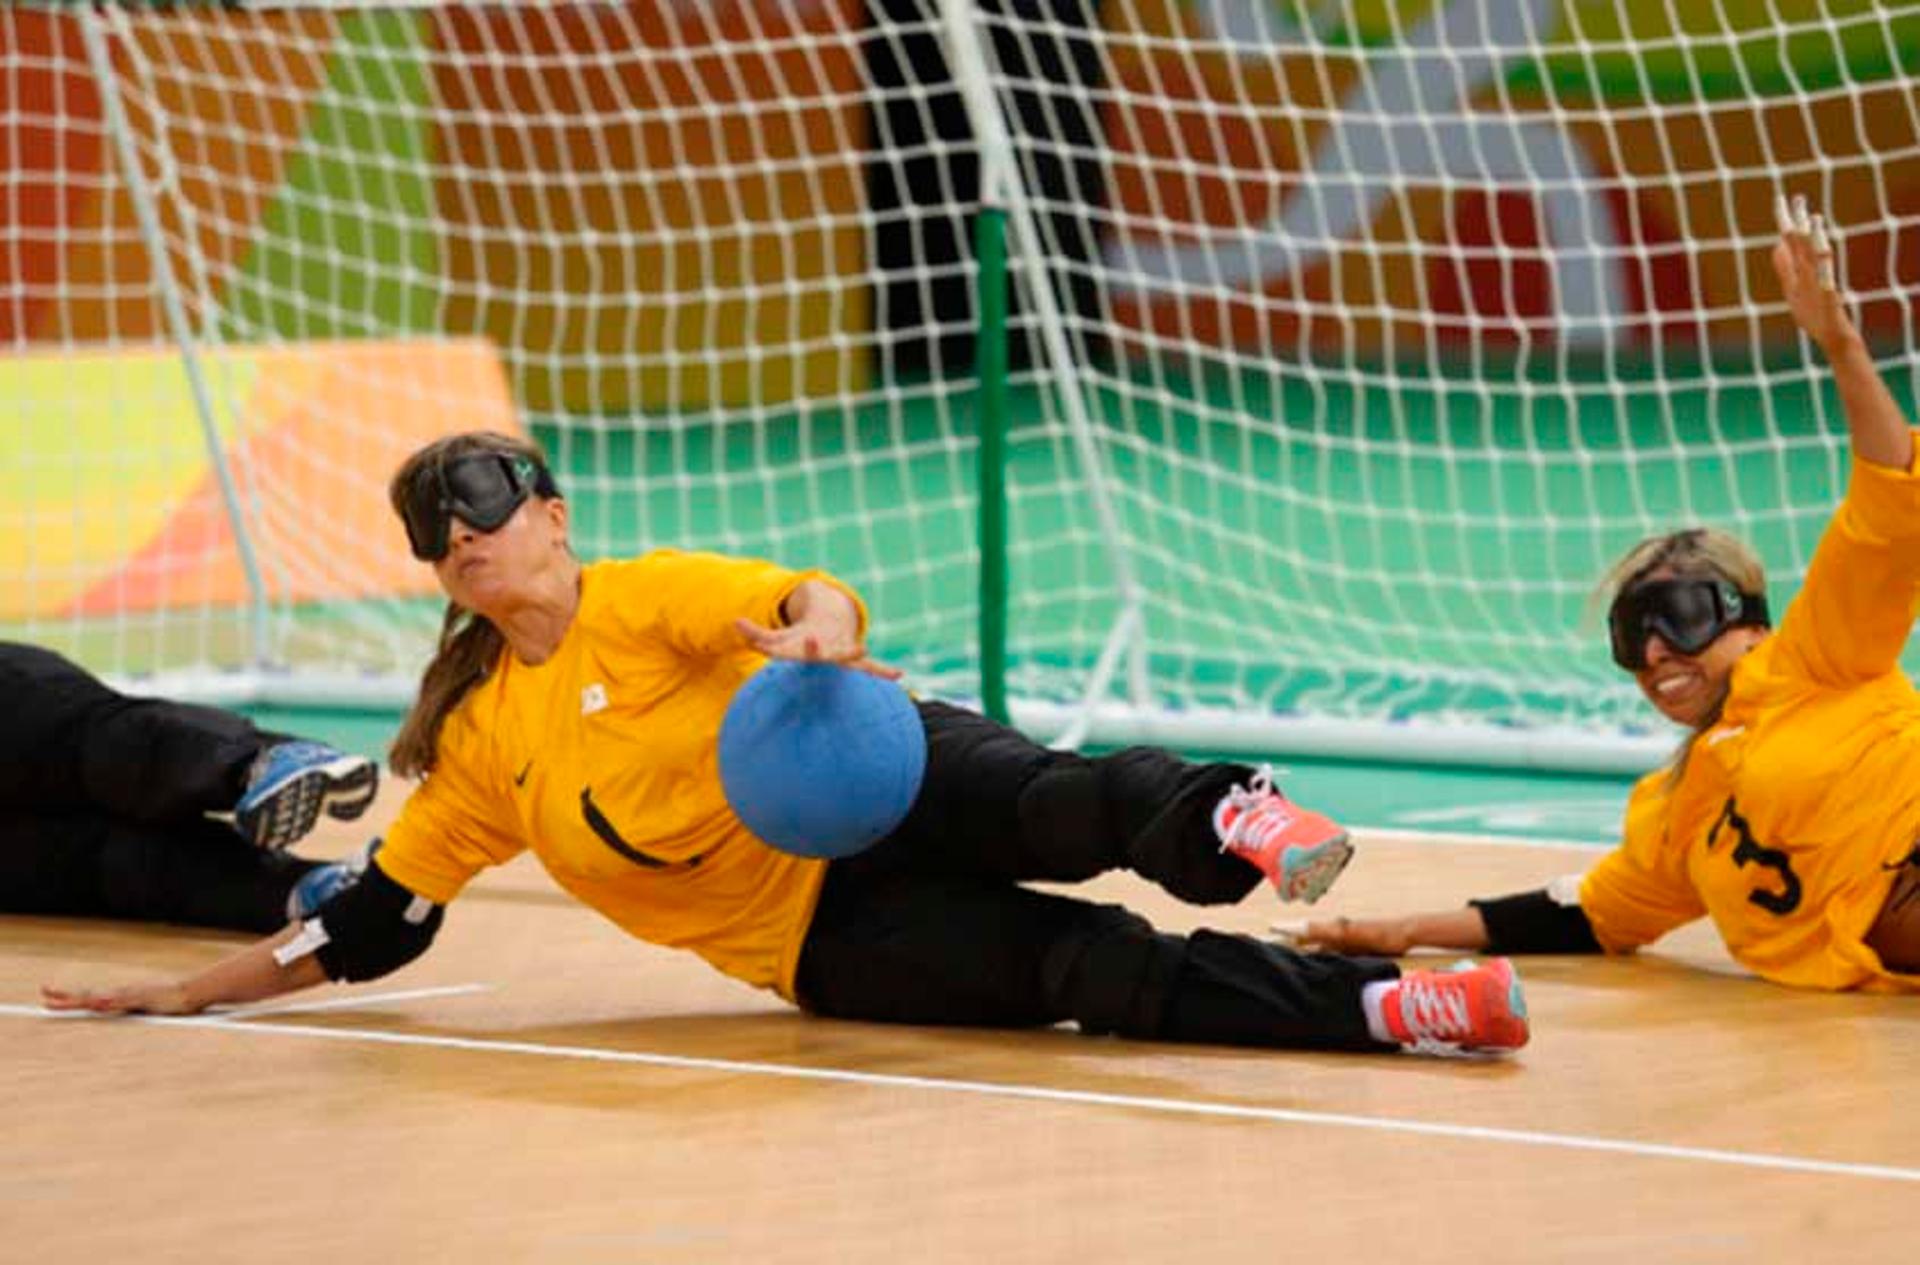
1652, 674, 1695, 698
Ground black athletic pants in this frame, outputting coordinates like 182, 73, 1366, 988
795, 702, 1398, 1052
0, 642, 313, 933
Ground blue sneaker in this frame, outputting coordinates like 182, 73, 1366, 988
287, 839, 380, 921
236, 741, 378, 851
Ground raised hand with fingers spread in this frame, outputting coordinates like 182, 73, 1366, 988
1772, 192, 1856, 357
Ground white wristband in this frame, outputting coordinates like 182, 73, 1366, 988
272, 918, 332, 967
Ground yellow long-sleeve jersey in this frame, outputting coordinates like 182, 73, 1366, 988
376, 551, 863, 1000
1580, 441, 1920, 992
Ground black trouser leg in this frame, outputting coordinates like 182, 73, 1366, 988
795, 865, 1396, 1051
882, 701, 1262, 903
794, 702, 1397, 1052
0, 812, 315, 934
0, 642, 271, 823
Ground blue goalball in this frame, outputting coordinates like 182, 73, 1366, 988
718, 660, 928, 860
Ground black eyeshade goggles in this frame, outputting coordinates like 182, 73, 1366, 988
400, 451, 557, 562
1607, 578, 1769, 670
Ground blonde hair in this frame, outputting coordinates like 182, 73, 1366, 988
388, 431, 559, 778
1598, 528, 1769, 776
1595, 527, 1767, 613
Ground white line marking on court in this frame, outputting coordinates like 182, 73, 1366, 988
211, 983, 492, 1021
4, 1002, 1915, 1185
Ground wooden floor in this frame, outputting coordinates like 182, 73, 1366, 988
7, 786, 1918, 1264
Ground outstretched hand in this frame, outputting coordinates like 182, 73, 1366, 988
733, 617, 902, 680
1772, 192, 1858, 356
41, 980, 198, 1017
1279, 914, 1418, 956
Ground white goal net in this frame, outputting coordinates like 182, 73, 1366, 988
4, 0, 1916, 767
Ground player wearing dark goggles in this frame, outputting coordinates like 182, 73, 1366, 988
400, 450, 559, 562
1607, 577, 1770, 671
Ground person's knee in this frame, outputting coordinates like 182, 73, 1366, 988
1040, 905, 1185, 1038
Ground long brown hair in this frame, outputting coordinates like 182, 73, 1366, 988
1596, 527, 1769, 778
388, 431, 560, 778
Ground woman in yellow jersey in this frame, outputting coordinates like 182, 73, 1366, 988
44, 443, 1534, 1054
1295, 199, 1920, 992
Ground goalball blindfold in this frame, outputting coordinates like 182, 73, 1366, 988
1607, 578, 1769, 670
401, 451, 558, 562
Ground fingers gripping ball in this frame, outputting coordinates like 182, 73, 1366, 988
719, 661, 927, 859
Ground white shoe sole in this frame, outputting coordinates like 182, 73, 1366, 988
241, 757, 377, 850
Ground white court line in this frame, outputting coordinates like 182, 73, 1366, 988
211, 983, 493, 1021
4, 1003, 1915, 1185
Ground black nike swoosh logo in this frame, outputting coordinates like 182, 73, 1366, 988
514, 759, 532, 787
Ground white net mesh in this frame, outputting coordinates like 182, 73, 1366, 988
987, 0, 1920, 752
4, 1, 1002, 704
4, 1, 1917, 764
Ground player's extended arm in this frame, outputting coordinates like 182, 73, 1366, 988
1290, 907, 1492, 956
1764, 197, 1920, 686
1292, 882, 1601, 956
42, 926, 327, 1016
41, 861, 443, 1017
1775, 194, 1912, 471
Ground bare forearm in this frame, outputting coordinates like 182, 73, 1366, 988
1397, 907, 1492, 951
44, 923, 331, 1016
1298, 906, 1491, 955
1825, 335, 1914, 471
1302, 887, 1601, 956
1780, 200, 1915, 471
180, 925, 329, 1010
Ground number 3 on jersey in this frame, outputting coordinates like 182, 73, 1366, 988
1708, 797, 1803, 915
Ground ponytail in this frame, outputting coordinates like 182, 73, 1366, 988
390, 602, 504, 778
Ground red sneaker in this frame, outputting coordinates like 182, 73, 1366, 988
1381, 959, 1531, 1054
1213, 767, 1353, 903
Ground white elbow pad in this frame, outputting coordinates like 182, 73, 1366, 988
1546, 873, 1586, 907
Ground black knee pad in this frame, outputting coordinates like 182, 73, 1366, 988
1040, 904, 1186, 1039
